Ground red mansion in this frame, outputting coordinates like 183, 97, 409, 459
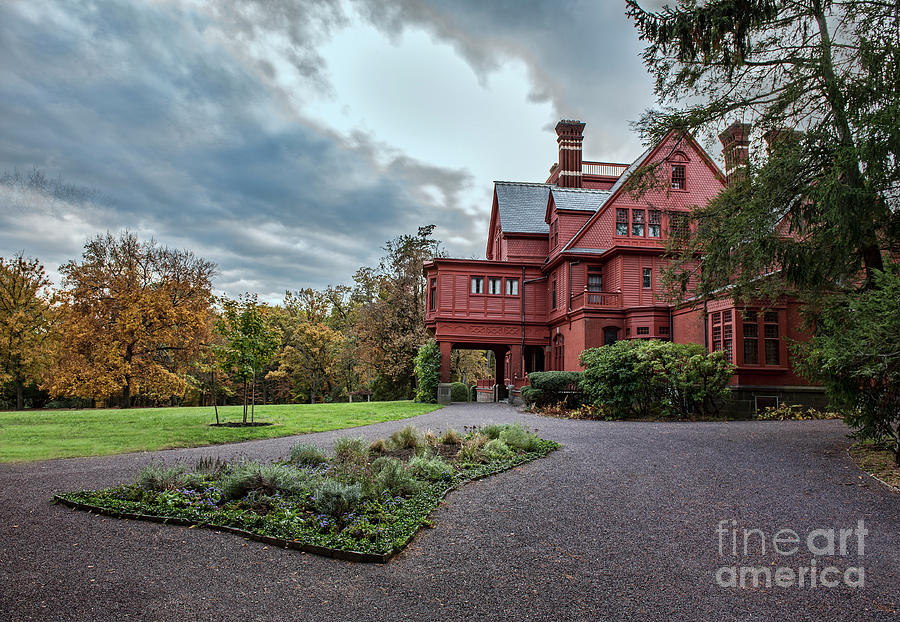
423, 120, 823, 411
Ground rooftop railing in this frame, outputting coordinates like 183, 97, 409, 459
582, 162, 629, 177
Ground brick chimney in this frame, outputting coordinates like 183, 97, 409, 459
763, 128, 802, 152
555, 120, 585, 188
718, 121, 751, 184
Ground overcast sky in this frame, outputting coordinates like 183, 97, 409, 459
0, 0, 674, 301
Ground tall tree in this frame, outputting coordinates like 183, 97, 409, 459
353, 226, 443, 399
626, 0, 899, 303
47, 232, 215, 407
215, 294, 280, 423
0, 254, 56, 410
268, 289, 344, 403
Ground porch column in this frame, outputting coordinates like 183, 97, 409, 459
493, 347, 506, 386
439, 341, 452, 383
509, 343, 523, 381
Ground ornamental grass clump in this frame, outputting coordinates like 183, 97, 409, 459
221, 461, 311, 501
372, 457, 420, 496
389, 425, 421, 450
289, 443, 327, 467
407, 454, 454, 481
481, 424, 504, 440
498, 424, 541, 452
483, 439, 514, 461
333, 436, 369, 466
369, 438, 389, 454
135, 464, 188, 492
423, 429, 439, 448
439, 428, 462, 445
457, 435, 488, 464
311, 479, 362, 519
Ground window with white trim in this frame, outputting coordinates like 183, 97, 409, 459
470, 277, 484, 294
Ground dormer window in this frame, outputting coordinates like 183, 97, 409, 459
550, 220, 558, 248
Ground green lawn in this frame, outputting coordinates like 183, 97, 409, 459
0, 401, 443, 463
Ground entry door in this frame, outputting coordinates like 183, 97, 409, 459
603, 327, 619, 346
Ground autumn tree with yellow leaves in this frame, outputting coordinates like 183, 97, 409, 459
0, 253, 57, 410
46, 232, 215, 408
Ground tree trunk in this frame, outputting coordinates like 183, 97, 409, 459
251, 369, 256, 423
242, 379, 248, 424
212, 369, 220, 425
122, 381, 131, 409
15, 378, 24, 411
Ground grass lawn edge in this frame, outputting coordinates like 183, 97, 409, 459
848, 443, 900, 493
0, 401, 444, 463
53, 440, 562, 563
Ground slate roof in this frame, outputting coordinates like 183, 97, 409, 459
494, 146, 652, 237
550, 187, 611, 211
605, 146, 653, 199
494, 182, 552, 233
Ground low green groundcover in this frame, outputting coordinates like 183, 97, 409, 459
57, 424, 559, 559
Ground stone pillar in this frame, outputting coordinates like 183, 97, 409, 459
439, 341, 452, 383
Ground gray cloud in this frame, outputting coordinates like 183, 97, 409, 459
351, 0, 659, 159
0, 0, 485, 300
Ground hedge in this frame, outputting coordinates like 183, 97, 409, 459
521, 371, 583, 407
579, 339, 733, 418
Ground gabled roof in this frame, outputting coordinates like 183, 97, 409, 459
494, 181, 551, 234
549, 187, 611, 212
604, 146, 654, 198
561, 130, 724, 252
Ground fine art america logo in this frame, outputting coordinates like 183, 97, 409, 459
715, 519, 867, 589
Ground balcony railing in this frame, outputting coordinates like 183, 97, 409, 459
570, 290, 622, 310
582, 162, 629, 177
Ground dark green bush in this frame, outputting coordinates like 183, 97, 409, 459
580, 340, 733, 418
450, 382, 470, 402
523, 371, 583, 407
414, 339, 441, 403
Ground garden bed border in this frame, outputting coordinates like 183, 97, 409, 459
52, 440, 560, 563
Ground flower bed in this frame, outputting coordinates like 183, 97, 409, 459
55, 424, 559, 562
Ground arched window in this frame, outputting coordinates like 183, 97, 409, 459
553, 333, 565, 370
669, 151, 689, 190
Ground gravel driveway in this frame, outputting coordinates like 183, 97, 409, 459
1, 404, 897, 621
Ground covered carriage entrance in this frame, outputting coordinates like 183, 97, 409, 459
438, 342, 546, 402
